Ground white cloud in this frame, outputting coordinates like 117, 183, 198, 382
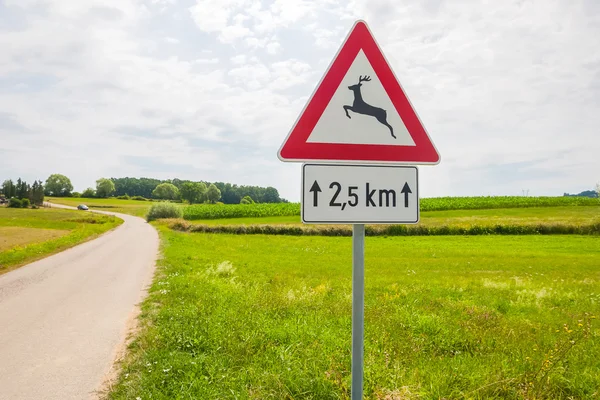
265, 40, 281, 54
230, 54, 247, 64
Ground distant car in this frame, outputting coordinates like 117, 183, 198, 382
77, 204, 89, 210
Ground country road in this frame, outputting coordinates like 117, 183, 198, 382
0, 204, 159, 400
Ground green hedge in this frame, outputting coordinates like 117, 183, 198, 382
169, 220, 600, 237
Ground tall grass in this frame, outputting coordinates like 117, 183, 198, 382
146, 202, 182, 222
182, 197, 599, 220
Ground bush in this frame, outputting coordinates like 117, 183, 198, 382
132, 196, 148, 201
8, 198, 22, 208
117, 195, 130, 200
72, 192, 81, 198
146, 202, 182, 222
240, 196, 255, 204
21, 198, 30, 208
82, 188, 95, 198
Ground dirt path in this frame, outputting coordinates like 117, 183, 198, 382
0, 205, 158, 399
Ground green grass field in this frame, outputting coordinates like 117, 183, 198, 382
0, 207, 122, 274
46, 197, 152, 217
108, 227, 600, 399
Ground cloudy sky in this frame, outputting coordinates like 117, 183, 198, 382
1, 0, 598, 201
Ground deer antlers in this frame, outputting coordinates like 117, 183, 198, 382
358, 75, 371, 83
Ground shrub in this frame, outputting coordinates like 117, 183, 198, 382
21, 198, 30, 208
72, 192, 81, 198
8, 198, 22, 208
132, 196, 148, 201
82, 188, 95, 198
117, 194, 130, 200
240, 196, 255, 204
146, 202, 182, 222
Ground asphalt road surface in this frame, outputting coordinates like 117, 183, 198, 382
0, 205, 158, 399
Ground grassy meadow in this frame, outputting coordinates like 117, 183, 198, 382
108, 226, 600, 400
0, 207, 122, 274
46, 197, 153, 217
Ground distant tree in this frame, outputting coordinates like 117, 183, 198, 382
2, 179, 16, 198
82, 187, 96, 198
180, 182, 207, 204
111, 177, 162, 198
95, 178, 116, 198
15, 178, 23, 197
45, 174, 73, 197
262, 187, 281, 203
29, 180, 45, 205
240, 195, 254, 204
207, 183, 221, 204
152, 183, 180, 200
15, 178, 30, 200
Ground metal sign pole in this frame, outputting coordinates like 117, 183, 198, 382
351, 224, 365, 400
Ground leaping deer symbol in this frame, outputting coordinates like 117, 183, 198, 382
343, 75, 395, 139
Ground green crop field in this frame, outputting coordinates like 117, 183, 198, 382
46, 197, 153, 217
181, 197, 598, 221
420, 196, 599, 211
183, 203, 300, 220
0, 207, 122, 274
182, 206, 600, 227
108, 226, 600, 400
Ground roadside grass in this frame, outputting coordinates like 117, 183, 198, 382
46, 197, 152, 217
0, 207, 123, 274
108, 229, 600, 399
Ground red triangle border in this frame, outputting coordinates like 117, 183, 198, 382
278, 20, 440, 164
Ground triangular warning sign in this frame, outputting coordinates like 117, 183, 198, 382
278, 20, 440, 164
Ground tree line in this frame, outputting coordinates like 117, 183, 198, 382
110, 177, 286, 204
1, 178, 45, 207
1, 174, 286, 205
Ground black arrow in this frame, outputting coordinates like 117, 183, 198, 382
401, 182, 412, 208
309, 180, 322, 207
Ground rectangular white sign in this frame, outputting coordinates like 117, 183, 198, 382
301, 164, 419, 224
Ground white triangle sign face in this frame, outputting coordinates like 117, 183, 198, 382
306, 49, 415, 147
278, 20, 440, 164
